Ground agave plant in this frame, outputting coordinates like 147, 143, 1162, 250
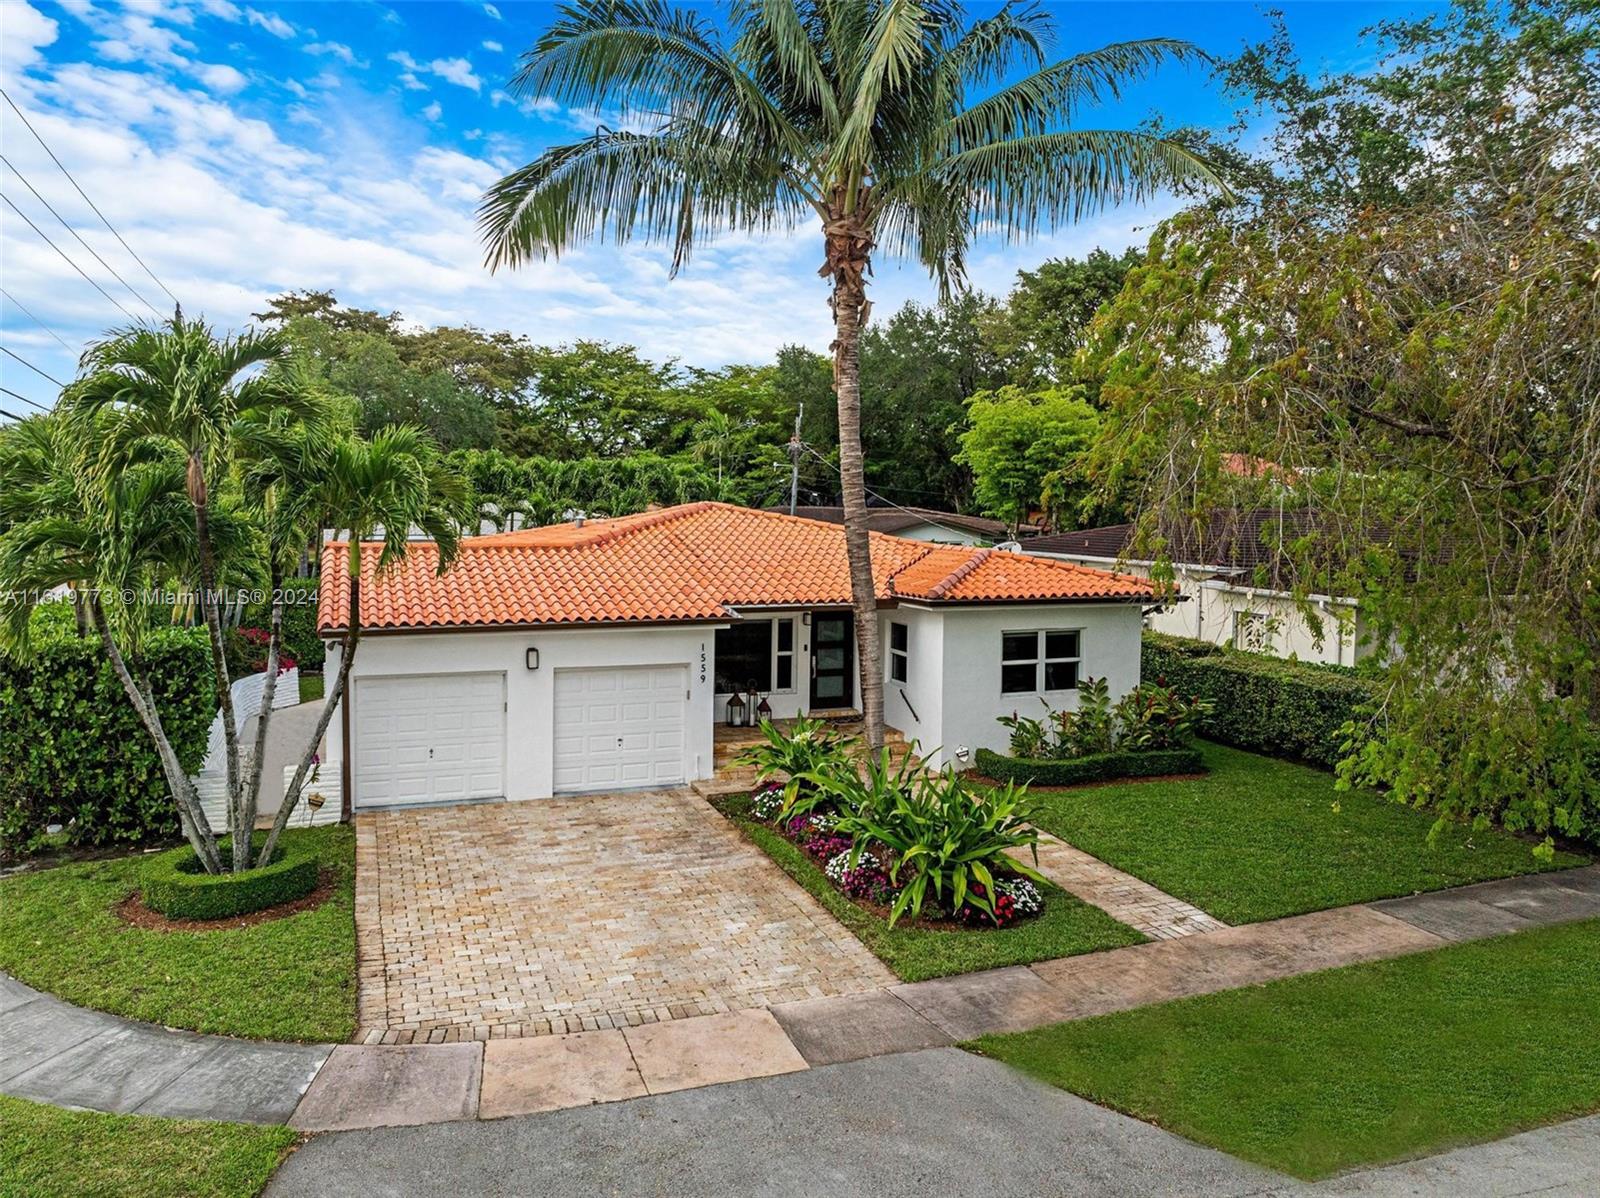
834, 772, 1045, 928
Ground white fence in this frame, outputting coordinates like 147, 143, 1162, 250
194, 668, 309, 831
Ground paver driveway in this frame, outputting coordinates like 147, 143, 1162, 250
354, 790, 893, 1042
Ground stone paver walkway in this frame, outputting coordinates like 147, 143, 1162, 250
1020, 832, 1230, 939
356, 790, 892, 1042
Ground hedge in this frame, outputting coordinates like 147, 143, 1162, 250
140, 833, 320, 920
1141, 632, 1379, 768
975, 746, 1204, 786
0, 611, 214, 855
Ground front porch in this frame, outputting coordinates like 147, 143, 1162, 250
693, 715, 916, 799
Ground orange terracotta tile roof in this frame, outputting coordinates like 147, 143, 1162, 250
317, 503, 1155, 633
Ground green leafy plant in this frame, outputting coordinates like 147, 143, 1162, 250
796, 742, 927, 825
1051, 676, 1116, 757
1115, 682, 1214, 750
833, 772, 1045, 928
737, 717, 857, 816
998, 709, 1050, 759
140, 832, 320, 920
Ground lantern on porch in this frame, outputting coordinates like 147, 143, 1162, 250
725, 690, 747, 727
756, 694, 772, 725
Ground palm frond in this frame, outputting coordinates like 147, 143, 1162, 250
936, 128, 1231, 233
948, 39, 1207, 150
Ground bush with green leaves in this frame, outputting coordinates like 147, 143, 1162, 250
0, 613, 214, 856
975, 745, 1204, 786
1142, 633, 1377, 767
737, 717, 858, 815
832, 772, 1046, 928
997, 677, 1209, 764
140, 832, 320, 919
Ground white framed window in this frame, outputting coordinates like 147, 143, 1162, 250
1000, 629, 1081, 695
1234, 611, 1271, 653
775, 618, 796, 692
889, 621, 909, 684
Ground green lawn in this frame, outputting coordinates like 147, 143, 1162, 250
1022, 741, 1586, 924
715, 795, 1144, 981
297, 673, 325, 703
0, 825, 356, 1042
970, 918, 1600, 1179
0, 1095, 296, 1198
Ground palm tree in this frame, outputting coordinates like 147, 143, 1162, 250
66, 313, 317, 870
255, 425, 469, 866
0, 414, 256, 872
480, 0, 1227, 747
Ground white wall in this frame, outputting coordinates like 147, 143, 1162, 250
326, 624, 717, 804
1027, 552, 1366, 666
896, 521, 989, 546
880, 606, 944, 762
926, 602, 1145, 769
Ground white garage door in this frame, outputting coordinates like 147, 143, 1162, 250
354, 672, 506, 807
553, 666, 687, 793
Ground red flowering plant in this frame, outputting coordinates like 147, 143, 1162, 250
229, 627, 297, 676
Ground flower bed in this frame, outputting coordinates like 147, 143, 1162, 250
986, 678, 1210, 786
742, 767, 1048, 929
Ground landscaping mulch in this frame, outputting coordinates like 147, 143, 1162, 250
117, 869, 338, 933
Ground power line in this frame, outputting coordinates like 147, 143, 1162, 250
1, 191, 140, 322
0, 384, 49, 412
0, 287, 73, 352
0, 87, 179, 307
797, 441, 994, 545
0, 407, 28, 422
2, 154, 163, 318
2, 345, 65, 388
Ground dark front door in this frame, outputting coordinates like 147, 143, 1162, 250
809, 612, 854, 710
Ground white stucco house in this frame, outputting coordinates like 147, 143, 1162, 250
1022, 508, 1371, 667
316, 502, 1155, 812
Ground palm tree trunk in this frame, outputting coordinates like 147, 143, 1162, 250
823, 198, 885, 750
187, 452, 245, 871
87, 595, 223, 873
239, 574, 284, 854
257, 559, 360, 867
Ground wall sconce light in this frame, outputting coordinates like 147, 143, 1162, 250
954, 745, 971, 763
525, 648, 540, 670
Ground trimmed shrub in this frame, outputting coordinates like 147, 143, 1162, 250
141, 833, 320, 919
976, 746, 1204, 786
0, 612, 214, 855
1141, 632, 1378, 768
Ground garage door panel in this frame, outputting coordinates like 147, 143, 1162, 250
553, 666, 687, 794
355, 672, 506, 808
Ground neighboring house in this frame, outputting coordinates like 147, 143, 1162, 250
1022, 508, 1370, 667
317, 502, 1153, 809
775, 505, 1038, 546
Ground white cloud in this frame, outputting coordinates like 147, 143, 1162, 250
0, 1, 58, 74
482, 3, 502, 19
427, 56, 481, 93
197, 62, 248, 93
421, 100, 442, 122
481, 40, 502, 53
244, 8, 294, 39
305, 41, 363, 67
387, 50, 420, 70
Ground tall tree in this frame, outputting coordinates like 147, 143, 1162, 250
480, 0, 1224, 746
1086, 0, 1600, 848
67, 315, 315, 872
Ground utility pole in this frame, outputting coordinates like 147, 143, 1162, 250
787, 402, 804, 515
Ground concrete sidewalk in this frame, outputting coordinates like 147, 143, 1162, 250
265, 1047, 1600, 1198
0, 974, 328, 1123
5, 864, 1599, 1131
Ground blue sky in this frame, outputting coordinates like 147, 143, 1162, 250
1, 1, 1432, 414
